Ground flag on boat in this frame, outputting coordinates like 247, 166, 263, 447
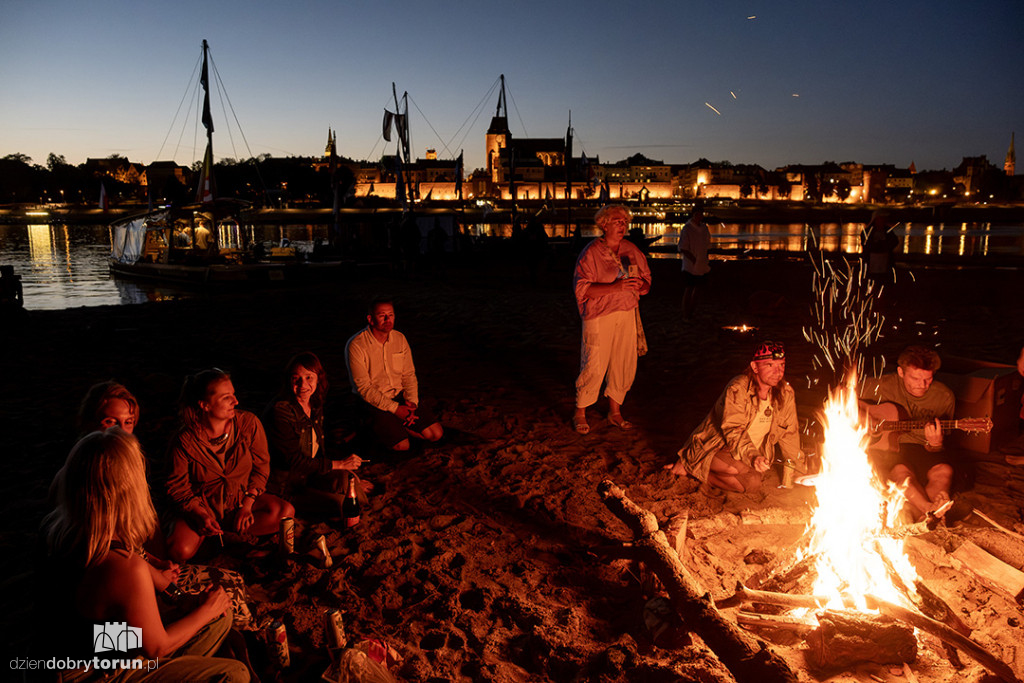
382, 110, 394, 142
200, 42, 214, 135
394, 113, 408, 150
196, 141, 216, 203
454, 151, 463, 200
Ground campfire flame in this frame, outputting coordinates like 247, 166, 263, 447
801, 374, 919, 611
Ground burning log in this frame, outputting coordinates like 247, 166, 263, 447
597, 480, 798, 683
720, 584, 1020, 683
865, 595, 1021, 683
804, 609, 917, 672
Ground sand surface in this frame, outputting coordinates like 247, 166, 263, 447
2, 244, 1024, 682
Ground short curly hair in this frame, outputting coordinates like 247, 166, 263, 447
594, 204, 632, 229
897, 345, 941, 373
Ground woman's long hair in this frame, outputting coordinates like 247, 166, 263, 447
42, 428, 157, 566
77, 381, 139, 434
283, 351, 328, 408
178, 368, 231, 431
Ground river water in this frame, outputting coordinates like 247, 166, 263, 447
1, 221, 1022, 310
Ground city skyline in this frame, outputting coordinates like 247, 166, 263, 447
2, 1, 1021, 174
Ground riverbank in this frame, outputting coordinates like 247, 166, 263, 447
3, 199, 1024, 226
2, 253, 1023, 681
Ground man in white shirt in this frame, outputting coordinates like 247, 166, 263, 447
677, 203, 711, 319
345, 297, 443, 451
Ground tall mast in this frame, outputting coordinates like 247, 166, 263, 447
566, 110, 573, 233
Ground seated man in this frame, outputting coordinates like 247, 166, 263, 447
666, 341, 801, 493
860, 345, 960, 521
345, 297, 443, 451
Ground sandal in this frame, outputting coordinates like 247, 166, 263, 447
608, 414, 634, 431
573, 416, 590, 435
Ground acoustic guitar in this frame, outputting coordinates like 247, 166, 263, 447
863, 402, 992, 452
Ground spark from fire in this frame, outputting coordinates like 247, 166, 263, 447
705, 102, 722, 116
802, 375, 919, 611
802, 254, 886, 386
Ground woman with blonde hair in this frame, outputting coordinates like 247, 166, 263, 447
38, 428, 248, 681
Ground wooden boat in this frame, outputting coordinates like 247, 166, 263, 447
109, 41, 347, 285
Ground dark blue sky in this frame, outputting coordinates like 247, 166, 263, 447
2, 0, 1021, 173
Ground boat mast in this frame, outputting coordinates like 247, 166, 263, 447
392, 82, 412, 205
566, 110, 572, 237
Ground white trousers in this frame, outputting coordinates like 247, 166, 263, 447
575, 308, 637, 408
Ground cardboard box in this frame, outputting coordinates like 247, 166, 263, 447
937, 356, 1023, 453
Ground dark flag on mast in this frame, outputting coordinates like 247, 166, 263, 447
200, 41, 214, 135
196, 40, 215, 203
454, 151, 463, 200
382, 110, 394, 142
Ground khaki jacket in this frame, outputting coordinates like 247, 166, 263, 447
678, 373, 801, 481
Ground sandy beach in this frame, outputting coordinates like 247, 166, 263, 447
3, 245, 1024, 682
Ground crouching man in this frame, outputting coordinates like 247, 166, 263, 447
666, 341, 801, 494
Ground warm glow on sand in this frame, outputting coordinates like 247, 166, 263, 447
802, 374, 919, 611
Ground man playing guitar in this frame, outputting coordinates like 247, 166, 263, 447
860, 345, 960, 522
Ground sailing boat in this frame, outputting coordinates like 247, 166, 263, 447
109, 41, 343, 285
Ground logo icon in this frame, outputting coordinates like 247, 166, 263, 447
93, 622, 142, 653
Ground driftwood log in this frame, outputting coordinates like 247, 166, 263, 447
722, 584, 1021, 683
804, 609, 917, 672
597, 480, 798, 683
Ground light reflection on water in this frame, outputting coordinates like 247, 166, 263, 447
474, 221, 1024, 260
0, 223, 329, 310
1, 221, 1021, 310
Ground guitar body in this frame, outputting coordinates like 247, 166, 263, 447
864, 402, 907, 452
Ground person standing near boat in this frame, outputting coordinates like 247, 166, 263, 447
572, 205, 651, 434
677, 201, 710, 320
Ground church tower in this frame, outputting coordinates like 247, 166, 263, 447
1004, 133, 1016, 176
486, 75, 511, 184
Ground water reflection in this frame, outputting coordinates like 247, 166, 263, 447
1, 220, 1022, 311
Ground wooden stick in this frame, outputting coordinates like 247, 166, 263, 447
973, 510, 1024, 544
864, 595, 1021, 683
598, 480, 798, 683
737, 610, 815, 635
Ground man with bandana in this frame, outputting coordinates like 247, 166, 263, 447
666, 341, 801, 494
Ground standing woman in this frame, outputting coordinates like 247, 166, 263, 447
166, 368, 294, 563
38, 429, 248, 681
572, 205, 652, 434
265, 352, 371, 520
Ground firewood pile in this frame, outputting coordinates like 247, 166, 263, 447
597, 480, 1024, 683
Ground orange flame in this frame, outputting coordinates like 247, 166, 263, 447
801, 374, 919, 611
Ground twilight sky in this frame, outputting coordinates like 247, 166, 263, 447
1, 0, 1021, 174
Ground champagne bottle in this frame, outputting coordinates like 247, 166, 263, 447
342, 475, 360, 528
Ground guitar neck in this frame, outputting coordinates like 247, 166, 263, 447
880, 419, 962, 432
